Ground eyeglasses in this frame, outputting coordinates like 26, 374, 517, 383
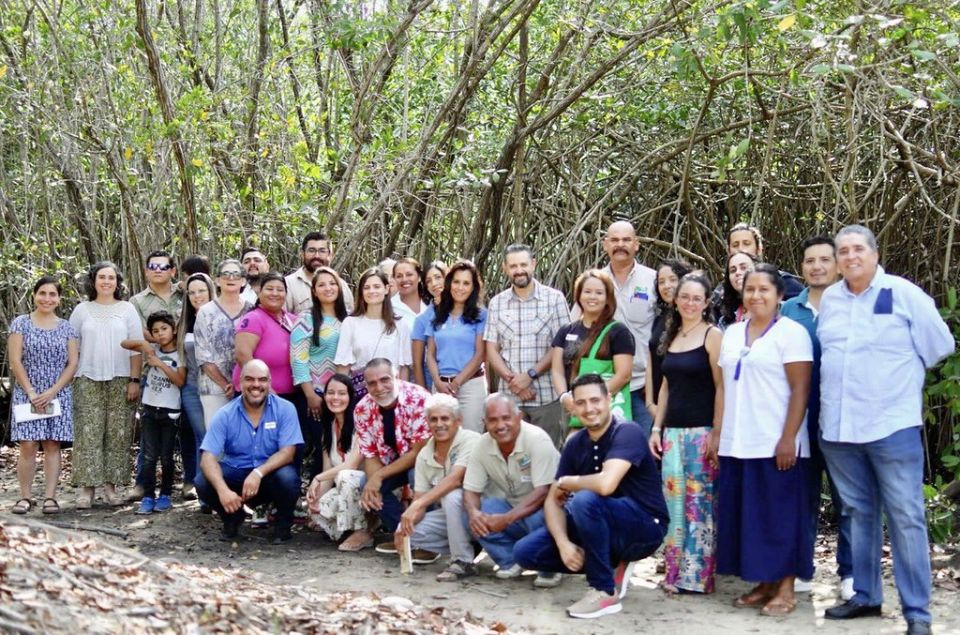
219, 271, 244, 279
147, 263, 174, 272
305, 247, 330, 255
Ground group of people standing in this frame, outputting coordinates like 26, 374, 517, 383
6, 221, 953, 632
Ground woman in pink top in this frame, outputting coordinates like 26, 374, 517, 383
233, 272, 298, 399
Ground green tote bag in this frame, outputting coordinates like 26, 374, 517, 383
568, 321, 633, 428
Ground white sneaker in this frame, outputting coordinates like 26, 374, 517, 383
250, 505, 269, 527
840, 577, 855, 600
533, 572, 562, 588
495, 563, 523, 579
794, 578, 813, 593
567, 588, 622, 619
614, 561, 636, 599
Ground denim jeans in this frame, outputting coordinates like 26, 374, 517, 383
373, 469, 415, 532
821, 427, 931, 623
515, 491, 666, 594
470, 497, 545, 569
180, 381, 204, 485
195, 462, 300, 530
809, 427, 852, 579
138, 405, 179, 498
630, 389, 654, 438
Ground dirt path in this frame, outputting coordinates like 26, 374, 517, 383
2, 446, 958, 634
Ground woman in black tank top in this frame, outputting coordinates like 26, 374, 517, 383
648, 274, 723, 595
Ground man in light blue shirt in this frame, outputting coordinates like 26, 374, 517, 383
197, 359, 304, 544
817, 225, 954, 635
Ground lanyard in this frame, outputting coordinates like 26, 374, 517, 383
734, 316, 778, 381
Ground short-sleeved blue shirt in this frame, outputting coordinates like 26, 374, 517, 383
557, 417, 669, 524
200, 394, 304, 470
424, 308, 487, 376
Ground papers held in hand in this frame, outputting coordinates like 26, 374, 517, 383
13, 399, 61, 423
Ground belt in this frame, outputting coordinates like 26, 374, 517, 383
439, 368, 484, 383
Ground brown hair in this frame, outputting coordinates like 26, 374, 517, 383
570, 269, 618, 380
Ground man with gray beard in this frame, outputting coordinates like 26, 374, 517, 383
354, 358, 432, 535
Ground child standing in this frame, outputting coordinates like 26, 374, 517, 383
122, 311, 186, 514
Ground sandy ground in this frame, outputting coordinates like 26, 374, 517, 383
2, 445, 959, 634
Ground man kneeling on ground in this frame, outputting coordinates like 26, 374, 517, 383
515, 374, 668, 619
463, 393, 561, 587
387, 393, 481, 581
196, 359, 303, 544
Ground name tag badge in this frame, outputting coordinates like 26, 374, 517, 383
565, 333, 579, 342
264, 421, 277, 430
632, 286, 650, 302
520, 475, 532, 483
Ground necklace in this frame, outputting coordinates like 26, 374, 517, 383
734, 315, 779, 381
679, 319, 703, 338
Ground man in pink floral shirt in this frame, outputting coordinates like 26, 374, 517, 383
356, 358, 431, 532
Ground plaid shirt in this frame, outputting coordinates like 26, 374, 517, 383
130, 286, 183, 325
483, 280, 571, 407
354, 380, 431, 464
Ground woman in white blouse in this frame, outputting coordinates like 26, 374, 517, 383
69, 262, 143, 508
709, 263, 813, 616
334, 268, 411, 396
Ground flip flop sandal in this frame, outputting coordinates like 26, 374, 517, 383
338, 531, 374, 552
760, 597, 797, 616
11, 498, 33, 514
733, 590, 773, 608
42, 498, 61, 515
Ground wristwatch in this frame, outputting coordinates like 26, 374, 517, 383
128, 377, 141, 384
526, 368, 538, 379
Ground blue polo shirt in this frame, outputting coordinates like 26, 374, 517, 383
424, 308, 487, 376
200, 394, 303, 470
557, 417, 669, 525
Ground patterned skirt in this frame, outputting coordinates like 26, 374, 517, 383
308, 469, 368, 540
661, 426, 718, 593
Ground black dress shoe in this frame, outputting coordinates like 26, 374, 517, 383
219, 521, 241, 541
270, 526, 293, 545
824, 600, 882, 620
906, 619, 932, 635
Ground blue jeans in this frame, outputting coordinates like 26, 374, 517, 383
470, 497, 544, 569
809, 427, 852, 578
821, 427, 931, 623
630, 389, 654, 437
515, 491, 666, 593
195, 462, 301, 530
371, 468, 415, 532
180, 381, 204, 485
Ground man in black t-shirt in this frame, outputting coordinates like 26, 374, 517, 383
514, 374, 667, 619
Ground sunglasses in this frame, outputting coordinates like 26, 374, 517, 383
219, 271, 244, 279
147, 263, 174, 272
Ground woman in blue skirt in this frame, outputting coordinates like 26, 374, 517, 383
709, 264, 814, 616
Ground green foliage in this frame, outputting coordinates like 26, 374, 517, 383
926, 288, 960, 478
